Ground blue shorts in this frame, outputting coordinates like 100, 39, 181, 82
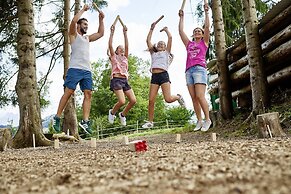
64, 68, 92, 91
185, 65, 207, 85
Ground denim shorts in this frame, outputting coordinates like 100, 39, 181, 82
151, 71, 170, 86
64, 68, 92, 91
110, 77, 131, 91
185, 65, 207, 85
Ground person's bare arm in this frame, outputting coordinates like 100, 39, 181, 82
108, 25, 115, 56
123, 25, 129, 58
89, 11, 105, 42
146, 23, 156, 53
161, 27, 172, 53
69, 5, 89, 43
178, 10, 190, 47
203, 2, 210, 46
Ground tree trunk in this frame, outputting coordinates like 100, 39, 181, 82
13, 0, 51, 148
241, 0, 269, 116
212, 0, 233, 119
62, 0, 79, 138
0, 128, 12, 151
257, 112, 285, 138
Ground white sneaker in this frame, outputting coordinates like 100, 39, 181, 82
142, 121, 154, 129
108, 109, 116, 124
193, 121, 203, 131
119, 112, 126, 126
201, 120, 212, 132
177, 94, 186, 108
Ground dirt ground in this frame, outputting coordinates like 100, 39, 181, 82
1, 131, 291, 194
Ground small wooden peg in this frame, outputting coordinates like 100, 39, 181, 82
211, 133, 217, 142
176, 134, 181, 143
90, 137, 97, 148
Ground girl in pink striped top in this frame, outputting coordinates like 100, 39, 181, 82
107, 24, 136, 126
178, 2, 212, 132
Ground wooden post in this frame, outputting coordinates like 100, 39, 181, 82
166, 119, 169, 129
211, 133, 217, 142
176, 134, 181, 143
54, 139, 60, 149
257, 112, 286, 138
136, 121, 139, 133
180, 0, 186, 10
90, 137, 97, 148
32, 134, 36, 149
123, 136, 129, 144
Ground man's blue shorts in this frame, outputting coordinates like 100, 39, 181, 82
64, 68, 92, 91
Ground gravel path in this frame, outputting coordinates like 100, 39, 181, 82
1, 132, 291, 194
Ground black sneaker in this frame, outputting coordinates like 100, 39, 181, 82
78, 120, 92, 134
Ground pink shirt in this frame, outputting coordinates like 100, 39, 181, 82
110, 54, 129, 79
186, 40, 208, 71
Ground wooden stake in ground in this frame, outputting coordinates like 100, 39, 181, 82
211, 133, 217, 142
123, 136, 129, 145
180, 0, 186, 10
90, 138, 97, 148
54, 139, 60, 149
176, 134, 181, 143
32, 134, 35, 149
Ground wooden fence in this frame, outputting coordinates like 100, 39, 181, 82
208, 0, 291, 109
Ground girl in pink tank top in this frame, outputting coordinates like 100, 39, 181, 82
178, 1, 212, 132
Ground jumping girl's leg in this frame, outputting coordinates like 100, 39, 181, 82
111, 89, 126, 115
160, 82, 179, 103
122, 89, 137, 116
148, 84, 160, 122
187, 84, 203, 121
194, 83, 210, 121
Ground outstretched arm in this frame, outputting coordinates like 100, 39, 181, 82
160, 27, 172, 53
146, 23, 156, 53
178, 9, 190, 47
123, 25, 129, 58
108, 25, 115, 56
203, 2, 210, 46
89, 11, 105, 42
69, 5, 89, 40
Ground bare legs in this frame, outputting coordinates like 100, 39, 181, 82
147, 82, 180, 122
111, 89, 136, 116
56, 87, 92, 121
187, 83, 210, 121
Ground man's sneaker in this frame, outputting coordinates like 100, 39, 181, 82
142, 121, 154, 129
119, 112, 126, 126
79, 120, 92, 134
108, 109, 116, 124
52, 115, 61, 133
177, 94, 186, 108
193, 120, 203, 131
201, 120, 212, 132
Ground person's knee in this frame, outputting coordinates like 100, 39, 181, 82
130, 98, 137, 105
164, 97, 173, 103
84, 90, 92, 99
118, 98, 126, 105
